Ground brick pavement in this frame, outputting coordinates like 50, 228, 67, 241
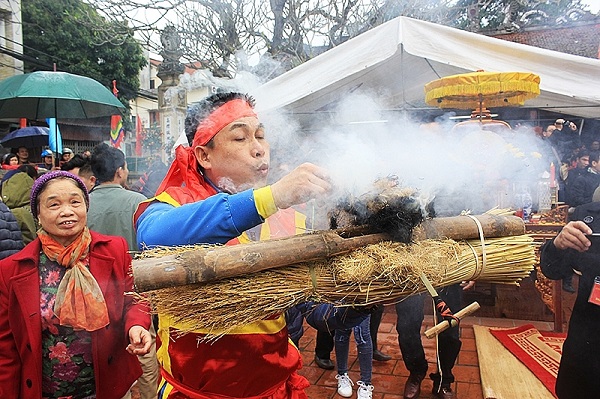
297, 308, 554, 399
132, 309, 554, 399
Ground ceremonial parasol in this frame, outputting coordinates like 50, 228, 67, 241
424, 71, 541, 110
0, 126, 49, 149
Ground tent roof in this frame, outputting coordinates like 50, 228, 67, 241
253, 16, 600, 123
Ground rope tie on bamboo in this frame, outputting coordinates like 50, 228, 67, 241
435, 298, 460, 327
466, 215, 486, 280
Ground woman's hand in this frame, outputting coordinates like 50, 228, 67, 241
126, 325, 152, 356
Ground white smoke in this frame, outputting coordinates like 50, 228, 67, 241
257, 92, 549, 216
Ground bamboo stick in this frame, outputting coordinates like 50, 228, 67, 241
142, 235, 535, 338
133, 214, 525, 292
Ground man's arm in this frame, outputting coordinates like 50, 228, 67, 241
136, 189, 267, 248
137, 163, 332, 248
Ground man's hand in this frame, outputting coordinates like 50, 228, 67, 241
271, 163, 332, 209
553, 221, 592, 252
126, 325, 152, 356
460, 280, 475, 291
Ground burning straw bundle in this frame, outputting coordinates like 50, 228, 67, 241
139, 234, 534, 338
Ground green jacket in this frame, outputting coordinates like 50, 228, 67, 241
1, 172, 37, 244
88, 184, 147, 251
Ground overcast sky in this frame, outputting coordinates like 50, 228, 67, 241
582, 0, 600, 13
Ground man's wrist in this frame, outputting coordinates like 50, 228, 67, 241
254, 186, 278, 219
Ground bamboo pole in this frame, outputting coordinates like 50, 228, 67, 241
134, 232, 388, 292
411, 214, 524, 241
133, 214, 525, 292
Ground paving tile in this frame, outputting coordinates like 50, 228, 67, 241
460, 326, 475, 339
456, 381, 485, 399
305, 384, 336, 399
460, 337, 477, 351
379, 343, 402, 359
391, 361, 411, 377
457, 349, 479, 367
378, 321, 396, 334
301, 365, 329, 385
378, 332, 399, 346
372, 359, 399, 374
371, 374, 404, 394
453, 364, 481, 384
381, 393, 404, 399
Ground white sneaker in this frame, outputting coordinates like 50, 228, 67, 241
357, 381, 374, 399
336, 373, 354, 397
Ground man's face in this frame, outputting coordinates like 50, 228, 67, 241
543, 126, 555, 138
44, 155, 53, 165
195, 116, 270, 192
17, 147, 28, 160
592, 160, 600, 174
578, 156, 589, 169
591, 141, 600, 151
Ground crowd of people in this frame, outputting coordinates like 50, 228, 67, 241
538, 118, 600, 210
0, 94, 593, 399
535, 119, 600, 294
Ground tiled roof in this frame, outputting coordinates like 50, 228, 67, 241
487, 21, 600, 59
184, 61, 203, 74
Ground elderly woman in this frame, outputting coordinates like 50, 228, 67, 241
0, 171, 152, 398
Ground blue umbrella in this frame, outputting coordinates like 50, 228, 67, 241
0, 126, 49, 149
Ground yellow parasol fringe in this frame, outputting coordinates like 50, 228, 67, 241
424, 71, 540, 109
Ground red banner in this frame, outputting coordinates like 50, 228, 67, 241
110, 115, 125, 149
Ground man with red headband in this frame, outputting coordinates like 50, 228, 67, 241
134, 92, 331, 399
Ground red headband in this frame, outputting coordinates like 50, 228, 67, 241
192, 99, 257, 147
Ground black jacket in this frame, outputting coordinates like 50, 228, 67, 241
540, 202, 600, 398
0, 201, 23, 259
564, 167, 587, 205
569, 170, 600, 207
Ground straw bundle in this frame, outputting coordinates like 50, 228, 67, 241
140, 234, 535, 338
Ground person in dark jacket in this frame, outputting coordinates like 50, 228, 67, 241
540, 201, 600, 398
0, 201, 23, 259
564, 150, 589, 206
569, 151, 600, 207
562, 150, 591, 292
552, 119, 579, 162
1, 170, 37, 244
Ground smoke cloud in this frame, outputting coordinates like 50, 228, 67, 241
176, 68, 550, 218
257, 92, 550, 217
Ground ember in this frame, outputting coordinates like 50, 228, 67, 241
329, 177, 424, 242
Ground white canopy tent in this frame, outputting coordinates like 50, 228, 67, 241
253, 16, 600, 124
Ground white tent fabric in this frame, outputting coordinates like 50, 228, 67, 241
253, 16, 600, 122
